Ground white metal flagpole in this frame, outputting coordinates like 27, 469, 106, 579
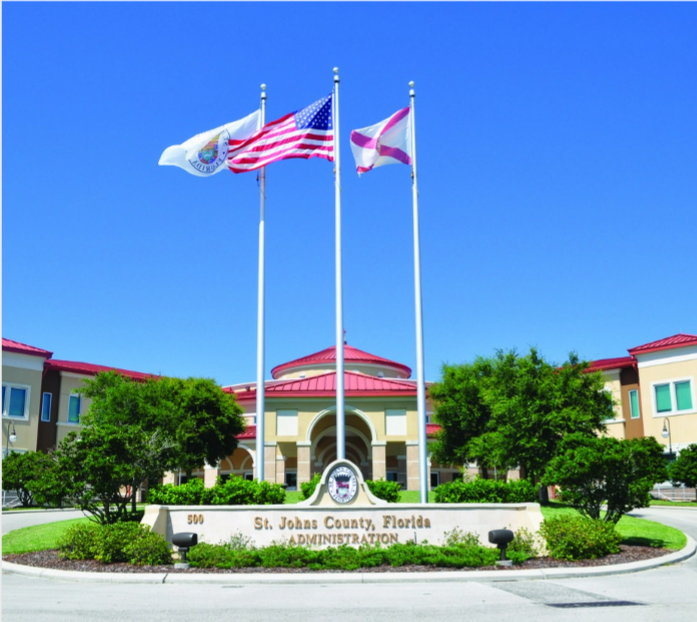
410, 81, 429, 504
333, 67, 345, 461
256, 84, 267, 482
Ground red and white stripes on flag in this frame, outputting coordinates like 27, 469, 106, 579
228, 94, 334, 173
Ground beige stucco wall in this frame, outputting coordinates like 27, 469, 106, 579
636, 349, 697, 452
2, 353, 46, 454
599, 369, 626, 440
55, 373, 93, 447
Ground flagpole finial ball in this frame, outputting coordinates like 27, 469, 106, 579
409, 81, 415, 88
261, 84, 266, 91
333, 67, 339, 74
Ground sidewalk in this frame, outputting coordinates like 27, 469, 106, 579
3, 536, 695, 585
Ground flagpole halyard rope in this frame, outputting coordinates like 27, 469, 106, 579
334, 67, 345, 462
410, 81, 429, 504
256, 83, 267, 482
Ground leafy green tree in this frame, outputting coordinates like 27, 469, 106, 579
428, 356, 494, 466
24, 450, 69, 507
670, 444, 697, 501
543, 433, 668, 523
431, 349, 612, 499
1, 451, 57, 507
57, 372, 245, 524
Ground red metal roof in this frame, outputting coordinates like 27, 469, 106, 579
587, 356, 636, 372
426, 423, 441, 438
628, 333, 697, 356
2, 338, 53, 358
236, 424, 256, 440
234, 370, 417, 402
271, 344, 412, 379
44, 359, 157, 381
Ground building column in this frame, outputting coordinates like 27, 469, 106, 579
371, 441, 386, 481
204, 462, 220, 488
264, 442, 277, 483
276, 454, 286, 487
297, 441, 312, 484
406, 441, 420, 491
163, 471, 176, 486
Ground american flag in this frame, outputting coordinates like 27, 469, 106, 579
227, 94, 334, 173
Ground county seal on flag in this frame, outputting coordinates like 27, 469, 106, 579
159, 110, 261, 177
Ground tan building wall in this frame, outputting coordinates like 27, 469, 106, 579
636, 347, 697, 453
55, 373, 92, 447
2, 352, 46, 455
601, 369, 626, 440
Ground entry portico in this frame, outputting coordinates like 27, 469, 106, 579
220, 344, 434, 490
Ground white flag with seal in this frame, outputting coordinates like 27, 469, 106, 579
159, 110, 261, 177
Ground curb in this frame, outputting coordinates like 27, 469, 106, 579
3, 536, 695, 585
2, 509, 82, 516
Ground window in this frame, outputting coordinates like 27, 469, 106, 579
386, 471, 399, 482
430, 472, 440, 488
2, 384, 30, 419
285, 471, 297, 491
244, 472, 254, 481
653, 379, 694, 416
628, 390, 640, 419
276, 410, 298, 436
68, 395, 81, 424
385, 409, 407, 436
41, 393, 52, 422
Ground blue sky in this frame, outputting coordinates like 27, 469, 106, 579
3, 2, 696, 386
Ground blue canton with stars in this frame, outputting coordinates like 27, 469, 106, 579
293, 94, 333, 130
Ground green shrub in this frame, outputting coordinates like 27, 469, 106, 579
148, 476, 285, 506
57, 523, 100, 560
58, 522, 171, 565
434, 478, 537, 503
301, 473, 321, 500
443, 527, 482, 547
366, 479, 402, 502
505, 527, 541, 563
185, 538, 502, 570
540, 515, 623, 561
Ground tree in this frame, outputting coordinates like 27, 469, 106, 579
430, 349, 612, 498
543, 434, 668, 523
1, 451, 57, 507
670, 444, 697, 501
429, 356, 494, 467
57, 372, 246, 524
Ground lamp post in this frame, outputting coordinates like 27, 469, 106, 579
4, 420, 17, 458
662, 417, 672, 459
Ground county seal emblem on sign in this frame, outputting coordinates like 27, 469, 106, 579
327, 465, 359, 504
188, 129, 230, 175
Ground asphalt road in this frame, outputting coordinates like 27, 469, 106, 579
2, 507, 696, 622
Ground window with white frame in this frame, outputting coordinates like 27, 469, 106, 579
385, 409, 407, 436
276, 409, 298, 436
628, 389, 640, 419
2, 383, 31, 419
653, 379, 694, 416
68, 394, 82, 424
41, 392, 53, 422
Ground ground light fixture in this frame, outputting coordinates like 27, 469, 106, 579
488, 529, 514, 566
172, 532, 198, 569
662, 417, 673, 458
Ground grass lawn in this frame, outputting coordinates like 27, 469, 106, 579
2, 517, 91, 555
650, 500, 697, 507
540, 502, 687, 550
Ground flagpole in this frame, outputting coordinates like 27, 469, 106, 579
333, 67, 345, 461
410, 81, 428, 504
256, 84, 267, 482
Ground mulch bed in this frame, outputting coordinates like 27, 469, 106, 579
3, 545, 673, 574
